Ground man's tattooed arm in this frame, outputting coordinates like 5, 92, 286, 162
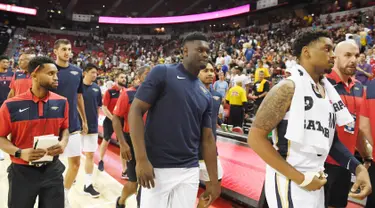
252, 79, 295, 132
248, 80, 305, 184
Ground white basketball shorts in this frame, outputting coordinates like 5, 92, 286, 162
199, 158, 224, 181
61, 133, 82, 158
81, 134, 98, 153
140, 167, 199, 208
265, 165, 325, 208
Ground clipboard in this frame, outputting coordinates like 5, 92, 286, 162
30, 134, 59, 164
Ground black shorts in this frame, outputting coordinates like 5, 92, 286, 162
324, 162, 352, 207
124, 132, 137, 183
8, 160, 65, 208
103, 117, 114, 141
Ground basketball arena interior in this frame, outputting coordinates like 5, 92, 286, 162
0, 0, 375, 208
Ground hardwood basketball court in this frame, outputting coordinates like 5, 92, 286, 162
0, 154, 137, 208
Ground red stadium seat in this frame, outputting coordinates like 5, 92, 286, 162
232, 127, 244, 135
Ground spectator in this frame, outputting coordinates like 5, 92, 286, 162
226, 76, 248, 127
254, 60, 271, 82
356, 53, 373, 85
249, 71, 270, 113
213, 71, 229, 98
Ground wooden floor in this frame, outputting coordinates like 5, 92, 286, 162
0, 154, 137, 208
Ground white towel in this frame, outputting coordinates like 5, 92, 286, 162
285, 65, 354, 154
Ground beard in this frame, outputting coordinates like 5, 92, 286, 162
40, 82, 56, 91
118, 82, 127, 87
344, 68, 356, 76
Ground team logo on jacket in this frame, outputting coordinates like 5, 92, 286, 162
51, 106, 59, 110
213, 96, 220, 101
93, 88, 99, 92
70, 71, 79, 76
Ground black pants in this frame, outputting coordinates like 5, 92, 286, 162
366, 162, 375, 208
324, 163, 351, 207
228, 105, 244, 127
8, 160, 65, 208
124, 132, 137, 183
103, 117, 114, 141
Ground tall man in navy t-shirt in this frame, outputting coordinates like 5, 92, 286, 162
81, 63, 102, 198
129, 32, 221, 208
51, 39, 88, 207
197, 63, 224, 208
0, 55, 13, 161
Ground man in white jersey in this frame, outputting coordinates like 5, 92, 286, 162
248, 31, 371, 208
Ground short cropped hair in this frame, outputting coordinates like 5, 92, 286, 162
115, 71, 126, 79
292, 30, 330, 58
84, 63, 98, 72
182, 32, 208, 45
0, 55, 9, 61
28, 56, 55, 74
137, 65, 151, 77
54, 39, 71, 49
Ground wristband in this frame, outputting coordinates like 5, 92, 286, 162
298, 172, 321, 188
364, 158, 373, 163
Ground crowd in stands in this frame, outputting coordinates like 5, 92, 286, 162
4, 5, 375, 132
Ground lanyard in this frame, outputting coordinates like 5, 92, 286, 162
341, 83, 357, 115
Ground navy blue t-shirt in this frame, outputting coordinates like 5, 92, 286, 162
0, 71, 14, 106
199, 88, 222, 160
52, 64, 83, 133
82, 83, 102, 134
135, 64, 213, 168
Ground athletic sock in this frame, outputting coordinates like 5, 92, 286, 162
85, 174, 93, 187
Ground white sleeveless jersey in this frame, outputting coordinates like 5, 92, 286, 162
271, 82, 336, 172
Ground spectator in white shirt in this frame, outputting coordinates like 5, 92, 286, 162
224, 51, 232, 66
215, 51, 225, 66
230, 65, 251, 93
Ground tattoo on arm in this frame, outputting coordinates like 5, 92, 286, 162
252, 80, 295, 132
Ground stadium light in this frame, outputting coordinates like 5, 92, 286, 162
0, 3, 37, 15
99, 4, 250, 25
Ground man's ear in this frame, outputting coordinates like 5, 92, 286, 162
301, 46, 311, 59
31, 71, 37, 79
183, 45, 189, 57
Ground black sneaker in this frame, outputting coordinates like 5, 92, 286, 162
84, 185, 100, 198
116, 197, 125, 208
121, 170, 129, 180
98, 160, 104, 171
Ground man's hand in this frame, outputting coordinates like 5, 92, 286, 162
349, 165, 372, 200
136, 159, 155, 189
81, 122, 88, 135
298, 172, 327, 192
198, 182, 221, 207
364, 161, 372, 169
120, 143, 132, 161
47, 141, 67, 156
20, 148, 46, 162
